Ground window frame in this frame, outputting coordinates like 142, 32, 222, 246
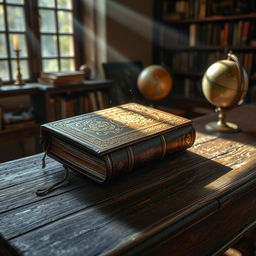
0, 0, 84, 84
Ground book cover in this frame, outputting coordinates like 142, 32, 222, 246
40, 71, 84, 80
38, 77, 84, 86
41, 103, 195, 182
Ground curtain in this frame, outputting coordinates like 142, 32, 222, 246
83, 0, 107, 79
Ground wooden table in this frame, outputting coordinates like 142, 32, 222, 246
1, 105, 256, 256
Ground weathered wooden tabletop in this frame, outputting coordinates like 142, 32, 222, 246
0, 105, 256, 256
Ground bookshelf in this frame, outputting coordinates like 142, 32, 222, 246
153, 0, 256, 116
0, 80, 112, 145
0, 84, 40, 143
33, 80, 112, 123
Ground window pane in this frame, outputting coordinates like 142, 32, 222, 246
0, 61, 10, 81
58, 11, 73, 33
39, 9, 56, 33
59, 35, 74, 56
41, 35, 57, 57
12, 59, 29, 80
7, 6, 25, 31
57, 0, 72, 10
0, 34, 7, 57
38, 0, 55, 8
0, 5, 5, 31
60, 58, 74, 71
9, 34, 27, 57
6, 0, 24, 4
43, 59, 59, 72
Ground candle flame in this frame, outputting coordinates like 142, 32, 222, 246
13, 35, 19, 50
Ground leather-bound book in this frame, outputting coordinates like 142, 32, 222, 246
41, 103, 195, 183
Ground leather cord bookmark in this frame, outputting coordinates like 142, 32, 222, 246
41, 138, 51, 168
36, 165, 71, 196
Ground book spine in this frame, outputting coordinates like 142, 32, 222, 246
104, 124, 195, 181
96, 90, 105, 110
88, 92, 98, 111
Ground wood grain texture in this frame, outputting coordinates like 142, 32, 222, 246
0, 105, 255, 256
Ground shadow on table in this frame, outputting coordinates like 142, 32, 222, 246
9, 149, 255, 255
68, 150, 233, 230
193, 105, 256, 147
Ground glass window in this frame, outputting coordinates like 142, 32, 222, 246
59, 35, 74, 57
6, 0, 24, 4
57, 0, 72, 10
7, 6, 25, 31
58, 11, 73, 33
61, 58, 74, 71
39, 9, 56, 33
11, 59, 29, 79
0, 34, 7, 57
41, 35, 57, 57
0, 5, 5, 31
39, 1, 76, 73
0, 0, 81, 83
9, 34, 28, 57
0, 1, 28, 82
0, 61, 10, 81
43, 59, 58, 72
38, 0, 55, 8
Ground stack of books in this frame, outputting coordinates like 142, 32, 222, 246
38, 71, 84, 86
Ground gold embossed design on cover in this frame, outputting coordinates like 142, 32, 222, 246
47, 103, 191, 153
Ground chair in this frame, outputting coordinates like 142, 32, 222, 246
102, 61, 144, 105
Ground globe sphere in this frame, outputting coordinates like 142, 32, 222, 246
202, 59, 248, 109
137, 65, 173, 100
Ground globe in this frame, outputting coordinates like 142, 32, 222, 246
202, 59, 248, 109
202, 52, 248, 132
137, 65, 173, 100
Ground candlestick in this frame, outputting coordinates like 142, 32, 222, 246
13, 35, 19, 50
14, 48, 25, 86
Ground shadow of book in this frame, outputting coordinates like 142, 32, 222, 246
0, 234, 21, 256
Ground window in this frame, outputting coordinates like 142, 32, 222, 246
0, 0, 28, 81
0, 0, 83, 83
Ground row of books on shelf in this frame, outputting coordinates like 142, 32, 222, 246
162, 0, 256, 20
161, 21, 256, 47
189, 21, 256, 47
172, 79, 204, 99
247, 84, 256, 103
172, 78, 256, 104
170, 51, 255, 75
47, 91, 108, 122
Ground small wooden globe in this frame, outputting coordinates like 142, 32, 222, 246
137, 65, 173, 100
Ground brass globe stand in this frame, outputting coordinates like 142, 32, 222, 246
205, 107, 239, 133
